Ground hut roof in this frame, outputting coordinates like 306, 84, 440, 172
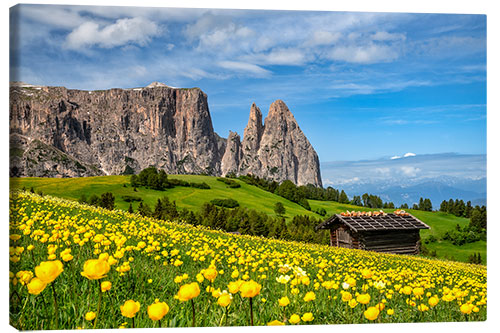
315, 213, 430, 232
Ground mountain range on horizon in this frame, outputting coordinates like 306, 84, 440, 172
321, 153, 487, 207
9, 81, 322, 187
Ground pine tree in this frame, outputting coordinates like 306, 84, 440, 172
274, 202, 286, 216
339, 190, 349, 204
440, 200, 448, 212
153, 199, 164, 220
100, 192, 115, 210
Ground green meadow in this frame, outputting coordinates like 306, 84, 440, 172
10, 175, 485, 263
9, 175, 318, 221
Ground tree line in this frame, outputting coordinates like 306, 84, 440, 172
128, 196, 329, 245
130, 166, 210, 191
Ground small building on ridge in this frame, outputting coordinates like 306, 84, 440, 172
315, 210, 430, 255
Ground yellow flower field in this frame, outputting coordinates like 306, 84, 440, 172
9, 191, 486, 330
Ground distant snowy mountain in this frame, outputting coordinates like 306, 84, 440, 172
321, 153, 486, 207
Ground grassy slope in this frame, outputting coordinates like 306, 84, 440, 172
11, 176, 486, 263
10, 175, 319, 221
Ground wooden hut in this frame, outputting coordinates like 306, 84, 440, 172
315, 211, 430, 255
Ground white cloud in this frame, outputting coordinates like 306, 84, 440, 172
404, 152, 416, 157
243, 48, 308, 66
307, 31, 342, 46
372, 31, 406, 42
391, 156, 401, 160
17, 5, 88, 29
400, 166, 421, 177
65, 17, 161, 50
329, 43, 400, 64
217, 61, 271, 77
375, 167, 391, 176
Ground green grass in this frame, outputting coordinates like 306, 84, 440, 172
11, 176, 486, 263
10, 175, 319, 221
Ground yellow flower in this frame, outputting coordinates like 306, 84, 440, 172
289, 314, 300, 324
418, 304, 429, 312
301, 312, 314, 322
356, 293, 371, 305
17, 271, 33, 285
303, 291, 316, 302
211, 288, 222, 298
278, 296, 290, 307
81, 259, 110, 280
176, 282, 201, 302
364, 306, 380, 321
239, 280, 262, 298
148, 300, 169, 321
341, 291, 352, 302
387, 309, 394, 315
267, 320, 285, 326
27, 277, 47, 295
62, 253, 74, 262
202, 267, 218, 282
217, 293, 232, 307
402, 286, 412, 295
101, 281, 112, 292
120, 300, 140, 318
348, 299, 358, 308
413, 287, 424, 297
301, 276, 310, 286
428, 296, 439, 307
85, 312, 96, 321
35, 260, 64, 284
361, 269, 373, 279
460, 303, 473, 314
10, 234, 22, 241
228, 280, 243, 294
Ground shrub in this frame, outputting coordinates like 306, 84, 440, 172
121, 195, 142, 203
210, 198, 240, 208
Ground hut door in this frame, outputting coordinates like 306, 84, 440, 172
336, 228, 352, 248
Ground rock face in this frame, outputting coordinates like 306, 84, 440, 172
10, 82, 322, 186
229, 100, 322, 187
220, 131, 242, 176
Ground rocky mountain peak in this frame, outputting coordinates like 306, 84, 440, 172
145, 81, 169, 88
266, 99, 298, 125
10, 83, 322, 187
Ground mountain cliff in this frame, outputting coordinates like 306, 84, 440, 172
233, 100, 322, 187
9, 82, 322, 187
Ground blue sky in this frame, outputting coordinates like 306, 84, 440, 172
10, 4, 487, 162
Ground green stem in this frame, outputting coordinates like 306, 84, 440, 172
94, 282, 102, 329
249, 297, 254, 326
225, 306, 228, 326
191, 299, 196, 327
51, 283, 59, 330
16, 294, 30, 330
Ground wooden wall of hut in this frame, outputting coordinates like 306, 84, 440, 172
358, 230, 421, 255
